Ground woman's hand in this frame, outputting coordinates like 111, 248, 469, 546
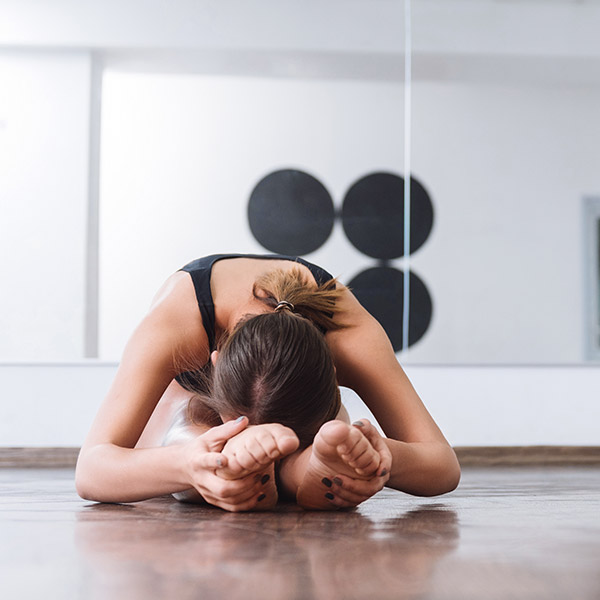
183, 417, 271, 511
326, 419, 392, 509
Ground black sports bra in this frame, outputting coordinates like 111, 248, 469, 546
179, 253, 334, 352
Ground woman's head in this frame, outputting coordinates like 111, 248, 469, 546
210, 311, 339, 447
188, 267, 346, 448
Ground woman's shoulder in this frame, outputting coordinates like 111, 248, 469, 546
142, 271, 209, 359
149, 270, 197, 311
326, 287, 397, 379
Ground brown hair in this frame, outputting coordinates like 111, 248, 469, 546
186, 268, 346, 448
252, 267, 345, 333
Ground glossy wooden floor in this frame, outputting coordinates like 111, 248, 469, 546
1, 468, 599, 600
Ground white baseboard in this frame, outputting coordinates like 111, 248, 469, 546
1, 362, 599, 447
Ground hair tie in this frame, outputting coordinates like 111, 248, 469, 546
274, 300, 295, 313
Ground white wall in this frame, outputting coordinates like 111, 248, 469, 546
98, 73, 404, 358
98, 72, 600, 363
0, 51, 91, 360
0, 363, 115, 447
406, 365, 600, 447
407, 82, 600, 363
1, 363, 598, 447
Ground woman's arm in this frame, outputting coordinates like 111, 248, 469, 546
77, 417, 262, 506
327, 289, 461, 496
75, 273, 261, 507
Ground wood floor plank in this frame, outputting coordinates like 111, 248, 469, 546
0, 467, 599, 599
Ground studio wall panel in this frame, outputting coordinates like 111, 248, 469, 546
0, 51, 90, 360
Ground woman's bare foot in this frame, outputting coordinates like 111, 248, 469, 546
295, 420, 382, 510
216, 424, 300, 510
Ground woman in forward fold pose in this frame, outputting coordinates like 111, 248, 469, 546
76, 254, 460, 511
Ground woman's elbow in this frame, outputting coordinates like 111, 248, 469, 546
401, 447, 461, 497
438, 449, 461, 494
444, 460, 461, 493
75, 452, 101, 502
75, 463, 92, 500
75, 480, 93, 502
422, 448, 461, 497
75, 473, 92, 501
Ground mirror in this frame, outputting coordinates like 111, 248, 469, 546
1, 1, 598, 364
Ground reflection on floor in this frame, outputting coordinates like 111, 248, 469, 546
0, 467, 598, 599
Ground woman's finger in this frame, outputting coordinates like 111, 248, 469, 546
209, 495, 263, 513
210, 472, 259, 499
191, 451, 228, 471
201, 476, 264, 511
322, 479, 372, 509
329, 473, 385, 504
325, 495, 360, 509
353, 419, 392, 477
200, 417, 249, 452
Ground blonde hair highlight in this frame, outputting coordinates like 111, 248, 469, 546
252, 267, 346, 333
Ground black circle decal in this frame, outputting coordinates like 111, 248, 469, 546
348, 267, 432, 351
341, 172, 434, 259
248, 169, 335, 256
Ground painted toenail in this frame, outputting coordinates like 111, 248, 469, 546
261, 474, 270, 484
257, 494, 266, 502
352, 420, 364, 427
325, 493, 335, 500
322, 477, 332, 487
380, 469, 388, 477
333, 477, 343, 486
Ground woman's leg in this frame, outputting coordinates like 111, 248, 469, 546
160, 399, 211, 503
136, 379, 196, 449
